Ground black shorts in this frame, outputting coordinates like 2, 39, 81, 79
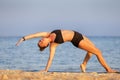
71, 31, 83, 47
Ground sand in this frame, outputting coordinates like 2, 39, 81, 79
0, 70, 120, 80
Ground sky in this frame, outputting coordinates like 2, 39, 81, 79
0, 0, 120, 36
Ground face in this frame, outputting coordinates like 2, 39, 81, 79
38, 38, 49, 48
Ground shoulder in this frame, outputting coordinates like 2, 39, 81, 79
50, 42, 59, 48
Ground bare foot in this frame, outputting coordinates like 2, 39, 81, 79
107, 69, 119, 73
80, 64, 86, 72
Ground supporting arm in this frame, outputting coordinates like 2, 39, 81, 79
44, 43, 58, 72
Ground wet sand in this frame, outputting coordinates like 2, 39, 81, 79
0, 70, 120, 80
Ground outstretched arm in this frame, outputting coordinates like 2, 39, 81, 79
16, 32, 50, 46
41, 43, 58, 72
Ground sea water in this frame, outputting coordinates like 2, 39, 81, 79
0, 36, 120, 72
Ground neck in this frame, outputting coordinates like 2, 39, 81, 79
48, 37, 53, 43
48, 34, 55, 43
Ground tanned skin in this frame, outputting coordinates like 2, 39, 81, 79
16, 30, 117, 73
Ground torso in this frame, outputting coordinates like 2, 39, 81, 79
51, 30, 74, 44
50, 29, 84, 47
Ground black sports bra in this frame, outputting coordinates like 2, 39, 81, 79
51, 30, 64, 44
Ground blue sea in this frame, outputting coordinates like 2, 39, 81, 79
0, 36, 120, 72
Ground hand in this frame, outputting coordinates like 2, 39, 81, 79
16, 38, 24, 46
40, 70, 48, 73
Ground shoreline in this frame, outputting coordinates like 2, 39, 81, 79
0, 70, 120, 80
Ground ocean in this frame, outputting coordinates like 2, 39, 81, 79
0, 36, 120, 72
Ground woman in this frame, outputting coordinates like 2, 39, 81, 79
16, 29, 117, 72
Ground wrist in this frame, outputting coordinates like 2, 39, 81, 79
45, 68, 48, 72
22, 37, 26, 41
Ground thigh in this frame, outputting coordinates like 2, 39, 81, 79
78, 36, 99, 54
83, 36, 95, 47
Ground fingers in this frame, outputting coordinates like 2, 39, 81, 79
40, 70, 48, 73
16, 38, 24, 46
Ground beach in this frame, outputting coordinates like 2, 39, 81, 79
0, 70, 120, 80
